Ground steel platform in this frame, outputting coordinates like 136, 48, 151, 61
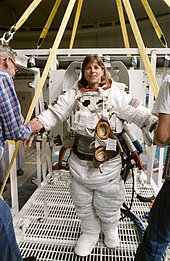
14, 172, 169, 261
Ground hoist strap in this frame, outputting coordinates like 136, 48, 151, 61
122, 0, 159, 98
37, 0, 62, 48
0, 0, 76, 196
163, 0, 170, 8
25, 0, 76, 123
0, 140, 21, 196
116, 0, 130, 49
141, 0, 167, 47
14, 0, 43, 32
69, 0, 84, 51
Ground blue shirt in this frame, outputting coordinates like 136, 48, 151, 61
0, 70, 32, 159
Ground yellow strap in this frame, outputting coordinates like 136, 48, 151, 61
69, 0, 83, 53
116, 0, 130, 49
141, 0, 167, 47
122, 0, 159, 98
0, 141, 21, 196
25, 0, 76, 123
0, 0, 76, 196
37, 0, 62, 48
14, 0, 43, 32
163, 0, 170, 8
8, 140, 15, 145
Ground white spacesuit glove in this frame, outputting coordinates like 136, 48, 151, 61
141, 115, 158, 146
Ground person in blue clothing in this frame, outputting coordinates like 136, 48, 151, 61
0, 44, 36, 261
135, 74, 170, 260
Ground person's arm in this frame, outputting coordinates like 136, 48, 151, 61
0, 74, 32, 141
154, 113, 170, 147
27, 117, 45, 134
152, 75, 170, 147
25, 89, 76, 148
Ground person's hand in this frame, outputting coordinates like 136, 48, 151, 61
27, 118, 45, 134
24, 134, 35, 149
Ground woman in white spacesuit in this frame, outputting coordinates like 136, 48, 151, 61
27, 54, 157, 257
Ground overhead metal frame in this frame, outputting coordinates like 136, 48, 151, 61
16, 48, 170, 70
16, 48, 170, 56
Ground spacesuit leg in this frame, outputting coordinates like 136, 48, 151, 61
94, 174, 125, 248
69, 179, 100, 256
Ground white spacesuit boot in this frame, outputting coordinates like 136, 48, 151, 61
74, 218, 100, 256
102, 224, 119, 248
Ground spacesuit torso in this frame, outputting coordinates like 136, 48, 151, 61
70, 82, 122, 157
38, 79, 152, 134
37, 79, 154, 184
71, 87, 115, 136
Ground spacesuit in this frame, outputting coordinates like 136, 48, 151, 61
36, 79, 156, 256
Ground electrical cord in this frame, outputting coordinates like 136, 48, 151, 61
120, 162, 135, 221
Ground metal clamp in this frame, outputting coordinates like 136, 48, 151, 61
0, 25, 15, 45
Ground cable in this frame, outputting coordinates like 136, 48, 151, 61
120, 163, 135, 221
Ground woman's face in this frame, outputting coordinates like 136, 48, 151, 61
84, 60, 104, 87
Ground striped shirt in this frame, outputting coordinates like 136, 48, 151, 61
0, 70, 32, 159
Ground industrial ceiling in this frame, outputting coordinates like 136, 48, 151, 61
0, 0, 169, 49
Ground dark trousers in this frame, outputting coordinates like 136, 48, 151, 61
0, 198, 22, 261
135, 179, 170, 260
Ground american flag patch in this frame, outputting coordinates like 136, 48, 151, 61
128, 97, 140, 108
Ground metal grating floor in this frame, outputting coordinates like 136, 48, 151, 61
14, 173, 164, 260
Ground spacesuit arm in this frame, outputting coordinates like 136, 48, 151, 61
109, 89, 153, 127
108, 88, 158, 145
28, 89, 76, 133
